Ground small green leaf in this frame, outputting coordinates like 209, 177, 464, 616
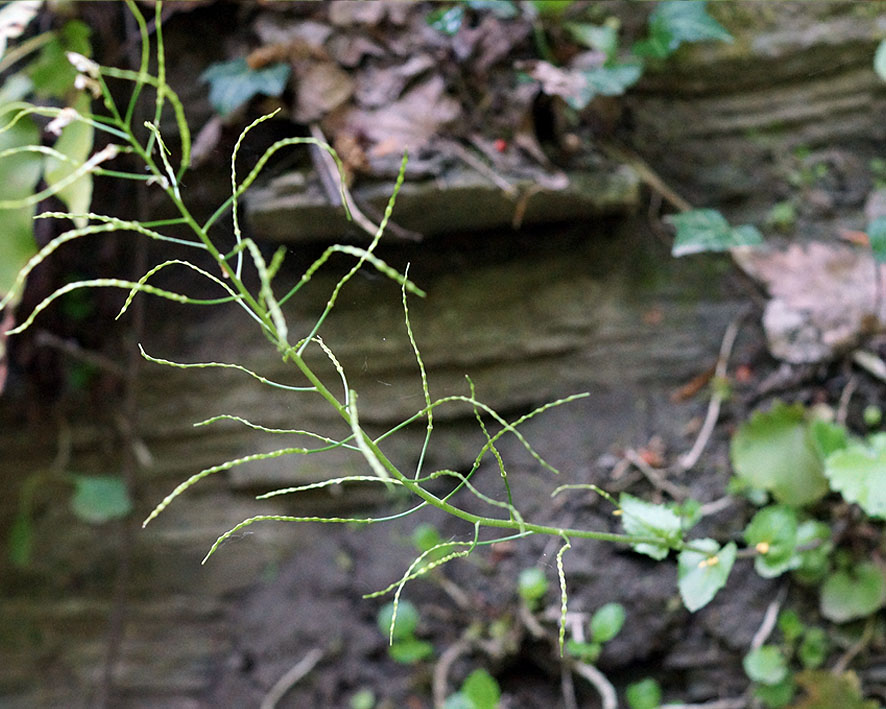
349, 688, 376, 709
820, 562, 886, 623
201, 58, 290, 116
589, 602, 625, 643
70, 474, 132, 524
868, 216, 886, 264
798, 627, 828, 670
461, 668, 501, 709
863, 404, 883, 428
517, 567, 548, 604
730, 401, 829, 507
808, 419, 848, 460
565, 22, 618, 59
377, 599, 420, 641
777, 609, 806, 643
743, 645, 788, 686
427, 5, 465, 36
619, 493, 682, 560
790, 520, 832, 585
875, 39, 886, 82
412, 522, 443, 553
677, 539, 736, 612
580, 62, 643, 98
626, 678, 662, 709
649, 1, 733, 53
531, 0, 572, 17
754, 676, 796, 708
388, 638, 434, 664
566, 639, 601, 663
668, 209, 764, 257
825, 438, 886, 518
743, 505, 799, 578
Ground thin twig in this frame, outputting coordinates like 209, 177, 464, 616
561, 662, 579, 709
677, 311, 746, 471
625, 448, 689, 500
836, 374, 858, 426
750, 584, 787, 650
570, 661, 618, 709
433, 634, 473, 709
599, 141, 693, 214
260, 648, 324, 709
832, 613, 876, 675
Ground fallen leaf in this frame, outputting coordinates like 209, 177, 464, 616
353, 54, 435, 108
292, 61, 355, 123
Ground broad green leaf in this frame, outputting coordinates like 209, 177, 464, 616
677, 539, 736, 612
626, 678, 662, 709
44, 92, 94, 227
649, 1, 733, 52
619, 493, 682, 560
743, 505, 798, 578
875, 39, 886, 82
730, 401, 829, 507
461, 668, 500, 709
378, 599, 420, 641
743, 645, 788, 685
808, 419, 848, 460
566, 22, 618, 59
590, 602, 625, 643
668, 208, 764, 256
70, 474, 132, 524
868, 216, 886, 264
28, 20, 91, 99
0, 110, 41, 298
824, 439, 886, 518
580, 62, 643, 98
793, 670, 879, 709
820, 562, 886, 623
201, 58, 290, 116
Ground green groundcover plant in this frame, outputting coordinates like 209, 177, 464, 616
4, 8, 886, 706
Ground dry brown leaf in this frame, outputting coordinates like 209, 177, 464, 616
292, 61, 355, 123
353, 54, 435, 108
733, 241, 886, 363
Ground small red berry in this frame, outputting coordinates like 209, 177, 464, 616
494, 138, 507, 153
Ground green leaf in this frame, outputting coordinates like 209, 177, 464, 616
730, 401, 830, 507
820, 562, 886, 623
808, 419, 849, 460
201, 58, 290, 116
790, 520, 832, 585
412, 522, 443, 552
798, 627, 828, 670
677, 539, 736, 612
825, 438, 886, 518
377, 599, 420, 641
517, 567, 548, 604
388, 638, 434, 664
777, 609, 806, 643
743, 505, 799, 578
0, 111, 42, 298
868, 216, 886, 264
754, 676, 796, 708
649, 1, 733, 53
875, 39, 886, 82
743, 645, 788, 686
28, 20, 92, 100
565, 22, 618, 59
44, 92, 94, 228
427, 5, 465, 36
580, 62, 643, 98
589, 602, 625, 643
461, 668, 500, 709
566, 639, 601, 663
626, 678, 662, 709
531, 0, 573, 17
668, 208, 764, 256
619, 493, 682, 560
70, 474, 132, 524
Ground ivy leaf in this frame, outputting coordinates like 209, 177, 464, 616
649, 1, 733, 53
730, 401, 829, 507
743, 505, 798, 578
868, 216, 886, 264
820, 562, 886, 623
0, 110, 41, 299
44, 92, 94, 228
201, 58, 290, 116
667, 209, 764, 257
677, 539, 736, 612
743, 645, 788, 685
619, 493, 682, 560
566, 22, 618, 59
580, 62, 643, 99
70, 474, 132, 524
875, 39, 886, 83
824, 437, 886, 518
